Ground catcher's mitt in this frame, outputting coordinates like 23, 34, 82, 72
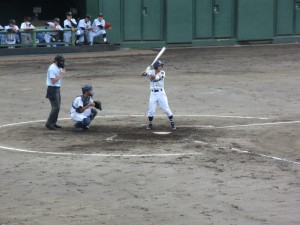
94, 101, 102, 110
105, 22, 112, 30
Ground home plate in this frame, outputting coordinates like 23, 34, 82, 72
153, 132, 171, 135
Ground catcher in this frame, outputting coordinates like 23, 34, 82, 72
70, 85, 102, 132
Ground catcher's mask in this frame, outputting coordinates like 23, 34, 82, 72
82, 85, 94, 97
54, 55, 65, 69
153, 60, 164, 70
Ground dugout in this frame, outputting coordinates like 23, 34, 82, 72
0, 0, 86, 26
87, 0, 300, 47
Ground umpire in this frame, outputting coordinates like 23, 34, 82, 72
45, 55, 65, 130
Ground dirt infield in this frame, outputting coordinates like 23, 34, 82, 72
0, 45, 300, 225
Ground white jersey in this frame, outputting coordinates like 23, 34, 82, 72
4, 25, 19, 42
78, 19, 91, 31
70, 95, 94, 114
0, 25, 3, 30
20, 22, 35, 30
46, 22, 63, 35
64, 19, 77, 29
146, 69, 166, 90
92, 18, 105, 32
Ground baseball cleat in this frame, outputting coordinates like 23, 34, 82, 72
171, 122, 176, 131
147, 123, 153, 130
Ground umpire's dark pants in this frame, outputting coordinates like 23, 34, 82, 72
46, 86, 61, 126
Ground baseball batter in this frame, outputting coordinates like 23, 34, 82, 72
142, 60, 176, 131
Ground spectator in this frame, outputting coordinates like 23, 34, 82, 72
44, 18, 63, 47
89, 13, 108, 45
64, 11, 77, 46
20, 16, 36, 44
4, 19, 20, 48
76, 15, 92, 45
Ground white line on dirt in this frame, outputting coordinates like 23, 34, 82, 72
180, 121, 300, 129
1, 116, 299, 162
231, 148, 300, 165
106, 134, 118, 141
0, 145, 201, 158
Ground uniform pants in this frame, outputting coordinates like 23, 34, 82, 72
46, 87, 61, 126
64, 31, 72, 46
89, 29, 106, 44
77, 29, 90, 43
148, 91, 172, 117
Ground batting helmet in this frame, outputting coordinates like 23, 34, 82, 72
153, 60, 164, 70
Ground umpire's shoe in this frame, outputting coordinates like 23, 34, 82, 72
45, 124, 56, 130
171, 122, 176, 131
147, 123, 153, 130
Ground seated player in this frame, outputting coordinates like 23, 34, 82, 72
4, 19, 20, 48
20, 16, 36, 44
70, 85, 102, 132
44, 18, 64, 47
89, 13, 108, 45
76, 15, 93, 45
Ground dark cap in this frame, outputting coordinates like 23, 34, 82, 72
98, 13, 103, 17
9, 19, 16, 24
66, 11, 72, 16
53, 17, 60, 23
85, 15, 91, 20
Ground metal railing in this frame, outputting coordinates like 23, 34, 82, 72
0, 28, 76, 48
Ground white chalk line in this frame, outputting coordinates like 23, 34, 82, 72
0, 115, 299, 163
0, 145, 202, 158
0, 114, 269, 128
180, 121, 300, 129
231, 148, 300, 165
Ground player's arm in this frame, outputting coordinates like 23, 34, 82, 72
77, 102, 95, 113
50, 69, 65, 84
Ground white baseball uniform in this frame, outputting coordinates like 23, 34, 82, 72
70, 95, 94, 122
4, 25, 19, 46
89, 18, 107, 45
20, 22, 35, 44
146, 69, 173, 117
64, 18, 77, 44
44, 22, 63, 47
77, 19, 92, 43
0, 25, 5, 44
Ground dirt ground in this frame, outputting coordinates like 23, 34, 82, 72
0, 45, 300, 225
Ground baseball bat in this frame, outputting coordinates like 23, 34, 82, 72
151, 47, 166, 66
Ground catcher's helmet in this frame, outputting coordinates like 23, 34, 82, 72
82, 85, 93, 92
153, 60, 164, 70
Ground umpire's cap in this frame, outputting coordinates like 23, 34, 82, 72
153, 60, 164, 69
82, 85, 93, 92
